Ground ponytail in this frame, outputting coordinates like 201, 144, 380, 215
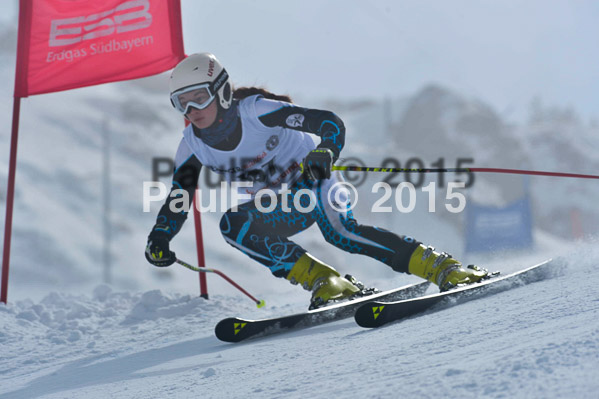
233, 86, 293, 103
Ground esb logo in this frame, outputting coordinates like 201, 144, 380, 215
49, 0, 152, 47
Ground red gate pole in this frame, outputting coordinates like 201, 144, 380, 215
193, 191, 208, 299
1, 97, 22, 304
183, 118, 208, 299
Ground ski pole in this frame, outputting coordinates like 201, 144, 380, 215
332, 165, 599, 180
176, 259, 266, 308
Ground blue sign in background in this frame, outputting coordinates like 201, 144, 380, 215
465, 196, 534, 253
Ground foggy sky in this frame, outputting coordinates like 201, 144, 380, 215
2, 0, 597, 121
180, 0, 598, 122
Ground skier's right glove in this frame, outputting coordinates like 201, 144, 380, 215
301, 148, 334, 180
145, 230, 176, 267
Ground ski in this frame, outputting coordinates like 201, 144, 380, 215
215, 280, 431, 343
354, 259, 554, 328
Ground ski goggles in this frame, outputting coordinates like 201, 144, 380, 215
170, 68, 229, 114
170, 84, 215, 114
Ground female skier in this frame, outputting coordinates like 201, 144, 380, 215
145, 53, 489, 309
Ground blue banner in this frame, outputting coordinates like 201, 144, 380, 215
465, 196, 533, 253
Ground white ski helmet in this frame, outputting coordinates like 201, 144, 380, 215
169, 53, 232, 113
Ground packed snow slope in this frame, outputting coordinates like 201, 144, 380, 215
1, 240, 598, 399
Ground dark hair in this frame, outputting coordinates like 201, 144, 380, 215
233, 86, 293, 103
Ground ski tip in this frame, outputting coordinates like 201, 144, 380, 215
354, 301, 387, 328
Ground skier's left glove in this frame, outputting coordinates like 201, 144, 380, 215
145, 229, 176, 267
301, 148, 334, 180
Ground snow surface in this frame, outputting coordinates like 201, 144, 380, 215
1, 239, 598, 399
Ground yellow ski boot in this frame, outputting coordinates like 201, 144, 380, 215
287, 253, 361, 309
408, 245, 489, 292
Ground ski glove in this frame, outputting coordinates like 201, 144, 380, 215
301, 148, 334, 180
145, 231, 176, 267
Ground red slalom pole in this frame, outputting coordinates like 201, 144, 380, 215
1, 97, 22, 304
468, 167, 599, 180
192, 192, 208, 299
176, 259, 265, 308
333, 165, 599, 180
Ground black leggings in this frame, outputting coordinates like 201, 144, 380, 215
219, 176, 421, 278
